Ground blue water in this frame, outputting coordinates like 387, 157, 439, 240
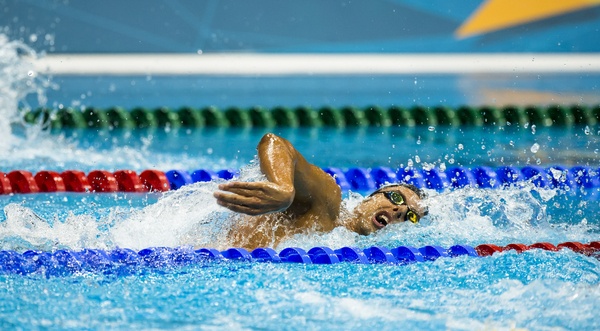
1, 124, 599, 330
1, 41, 600, 330
1, 252, 599, 330
4, 125, 600, 172
39, 73, 600, 110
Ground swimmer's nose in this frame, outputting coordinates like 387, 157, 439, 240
392, 207, 404, 222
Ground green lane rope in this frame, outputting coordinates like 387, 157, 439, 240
23, 104, 600, 129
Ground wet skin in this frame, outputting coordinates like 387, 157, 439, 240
213, 133, 426, 249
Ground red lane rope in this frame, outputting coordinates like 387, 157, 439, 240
475, 241, 599, 256
0, 169, 169, 194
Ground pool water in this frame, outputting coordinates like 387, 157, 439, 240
1, 38, 600, 330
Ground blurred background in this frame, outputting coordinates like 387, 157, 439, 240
2, 0, 600, 110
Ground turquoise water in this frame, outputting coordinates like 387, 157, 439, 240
1, 125, 599, 330
1, 39, 600, 330
1, 252, 599, 330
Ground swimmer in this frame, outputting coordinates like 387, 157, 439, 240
214, 133, 427, 249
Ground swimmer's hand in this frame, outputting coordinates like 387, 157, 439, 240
214, 181, 295, 216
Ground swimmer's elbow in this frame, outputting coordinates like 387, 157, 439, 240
258, 133, 295, 155
259, 133, 285, 147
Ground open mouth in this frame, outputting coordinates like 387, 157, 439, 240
372, 211, 391, 229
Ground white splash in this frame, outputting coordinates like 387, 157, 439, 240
0, 203, 106, 251
110, 159, 266, 249
0, 34, 46, 152
0, 176, 595, 252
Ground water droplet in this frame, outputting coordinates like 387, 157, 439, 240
530, 143, 540, 153
428, 126, 435, 132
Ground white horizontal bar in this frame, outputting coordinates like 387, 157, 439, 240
31, 53, 600, 75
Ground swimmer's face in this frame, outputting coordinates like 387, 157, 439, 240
351, 186, 426, 235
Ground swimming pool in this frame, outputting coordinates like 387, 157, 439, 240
1, 39, 600, 330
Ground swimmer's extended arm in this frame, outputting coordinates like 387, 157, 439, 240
214, 133, 341, 219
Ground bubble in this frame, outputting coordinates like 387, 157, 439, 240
407, 159, 414, 167
530, 143, 540, 153
531, 125, 536, 134
509, 141, 514, 147
428, 126, 435, 132
457, 144, 464, 150
415, 156, 421, 163
29, 34, 37, 42
27, 70, 34, 76
197, 49, 203, 55
584, 126, 591, 135
422, 162, 434, 171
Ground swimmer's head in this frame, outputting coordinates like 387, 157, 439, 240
348, 183, 428, 235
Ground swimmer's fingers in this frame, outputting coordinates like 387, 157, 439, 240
218, 183, 263, 198
218, 181, 269, 194
214, 187, 290, 215
219, 181, 294, 202
213, 190, 261, 206
216, 181, 294, 214
215, 198, 264, 216
214, 192, 280, 215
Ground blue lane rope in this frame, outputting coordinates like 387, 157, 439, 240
175, 165, 600, 191
0, 245, 475, 277
1, 242, 597, 277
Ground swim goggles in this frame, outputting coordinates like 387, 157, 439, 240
378, 191, 420, 224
